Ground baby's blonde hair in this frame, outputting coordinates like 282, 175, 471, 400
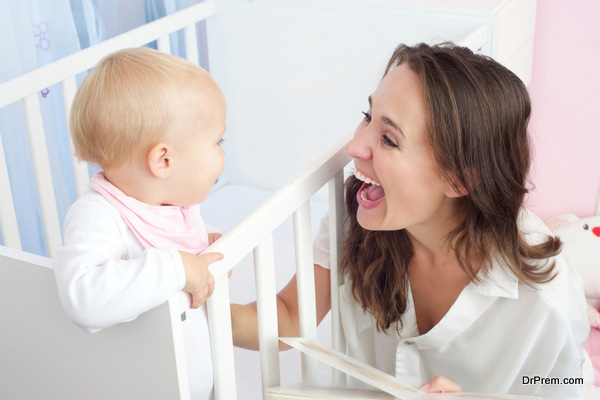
70, 47, 212, 170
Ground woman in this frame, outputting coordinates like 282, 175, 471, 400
232, 43, 588, 398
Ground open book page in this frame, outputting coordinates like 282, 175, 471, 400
278, 338, 560, 400
265, 384, 395, 399
279, 337, 421, 399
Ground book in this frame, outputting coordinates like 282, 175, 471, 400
278, 337, 421, 399
273, 337, 559, 400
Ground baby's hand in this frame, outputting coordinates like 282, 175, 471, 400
208, 232, 222, 246
179, 251, 224, 308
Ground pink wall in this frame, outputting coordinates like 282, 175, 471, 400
526, 0, 600, 220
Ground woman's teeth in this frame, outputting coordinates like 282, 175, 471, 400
354, 170, 380, 186
355, 169, 385, 204
361, 189, 370, 202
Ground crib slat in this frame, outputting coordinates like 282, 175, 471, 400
61, 76, 90, 197
157, 35, 172, 54
184, 24, 199, 65
0, 132, 22, 250
293, 201, 319, 385
328, 171, 347, 386
23, 94, 62, 257
206, 275, 237, 399
253, 235, 281, 393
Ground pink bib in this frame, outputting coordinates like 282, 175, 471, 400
88, 173, 209, 255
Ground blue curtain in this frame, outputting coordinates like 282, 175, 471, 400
0, 0, 199, 256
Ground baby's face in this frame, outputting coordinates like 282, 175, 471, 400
168, 88, 226, 206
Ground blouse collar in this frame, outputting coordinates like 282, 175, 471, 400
398, 259, 521, 349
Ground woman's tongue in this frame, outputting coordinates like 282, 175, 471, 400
365, 183, 385, 202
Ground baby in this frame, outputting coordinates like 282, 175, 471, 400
54, 47, 225, 399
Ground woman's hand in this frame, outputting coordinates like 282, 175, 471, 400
420, 376, 462, 393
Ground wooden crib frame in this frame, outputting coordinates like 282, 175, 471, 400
0, 1, 537, 398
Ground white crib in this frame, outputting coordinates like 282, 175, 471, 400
0, 1, 538, 399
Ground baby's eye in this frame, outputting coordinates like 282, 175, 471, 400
361, 111, 372, 123
382, 134, 398, 148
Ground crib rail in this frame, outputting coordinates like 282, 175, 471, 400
204, 135, 352, 398
0, 1, 215, 257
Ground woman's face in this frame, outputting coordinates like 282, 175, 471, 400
346, 63, 458, 232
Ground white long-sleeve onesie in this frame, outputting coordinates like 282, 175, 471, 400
54, 190, 213, 399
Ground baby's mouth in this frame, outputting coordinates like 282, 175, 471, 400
354, 170, 385, 204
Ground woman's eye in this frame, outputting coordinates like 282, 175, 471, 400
361, 111, 372, 123
382, 134, 398, 148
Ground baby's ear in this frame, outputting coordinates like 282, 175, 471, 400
147, 143, 171, 179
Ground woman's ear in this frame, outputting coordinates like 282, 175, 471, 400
444, 168, 480, 198
445, 180, 468, 198
147, 143, 172, 179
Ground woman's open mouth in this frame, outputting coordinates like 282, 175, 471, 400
354, 169, 385, 209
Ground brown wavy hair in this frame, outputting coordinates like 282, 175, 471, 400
341, 43, 560, 332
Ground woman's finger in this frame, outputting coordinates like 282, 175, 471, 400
420, 376, 462, 393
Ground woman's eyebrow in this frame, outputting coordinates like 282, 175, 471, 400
381, 116, 402, 134
369, 95, 404, 137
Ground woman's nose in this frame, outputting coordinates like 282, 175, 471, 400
345, 129, 372, 160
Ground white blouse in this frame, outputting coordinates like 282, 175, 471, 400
54, 190, 214, 400
313, 209, 589, 399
